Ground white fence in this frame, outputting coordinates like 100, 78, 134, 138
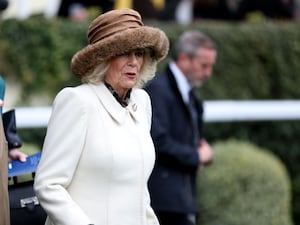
204, 100, 300, 122
13, 100, 300, 129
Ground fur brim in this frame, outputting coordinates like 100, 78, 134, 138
71, 26, 169, 78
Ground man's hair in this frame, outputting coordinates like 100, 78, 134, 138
174, 30, 216, 60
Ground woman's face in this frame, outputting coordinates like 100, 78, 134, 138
105, 49, 144, 98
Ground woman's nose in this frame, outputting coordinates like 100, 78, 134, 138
128, 52, 138, 65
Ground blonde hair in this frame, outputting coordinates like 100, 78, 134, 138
81, 61, 109, 84
81, 48, 157, 88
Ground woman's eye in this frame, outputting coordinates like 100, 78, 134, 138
119, 52, 129, 57
117, 50, 144, 58
135, 51, 144, 58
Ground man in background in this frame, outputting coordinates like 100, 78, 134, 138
145, 30, 216, 225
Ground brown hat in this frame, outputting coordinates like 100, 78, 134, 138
71, 8, 169, 78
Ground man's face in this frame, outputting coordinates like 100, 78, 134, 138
185, 47, 217, 87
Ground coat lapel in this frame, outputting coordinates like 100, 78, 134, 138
88, 83, 140, 124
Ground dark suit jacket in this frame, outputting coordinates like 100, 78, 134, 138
145, 64, 203, 214
0, 76, 22, 151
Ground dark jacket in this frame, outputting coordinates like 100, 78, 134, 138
0, 76, 22, 151
145, 64, 203, 213
0, 0, 8, 11
3, 109, 22, 150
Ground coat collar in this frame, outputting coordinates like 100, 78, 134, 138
88, 83, 140, 124
166, 65, 187, 107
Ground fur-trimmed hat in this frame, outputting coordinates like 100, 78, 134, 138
71, 8, 169, 78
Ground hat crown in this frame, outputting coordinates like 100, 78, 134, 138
88, 9, 144, 45
71, 9, 169, 79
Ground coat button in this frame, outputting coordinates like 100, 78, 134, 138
132, 104, 137, 112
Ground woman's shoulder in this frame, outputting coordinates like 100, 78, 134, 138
55, 84, 92, 98
131, 88, 150, 102
52, 84, 96, 109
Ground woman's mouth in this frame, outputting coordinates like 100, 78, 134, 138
126, 72, 136, 78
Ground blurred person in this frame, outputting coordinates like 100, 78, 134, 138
1, 2, 25, 219
0, 74, 26, 225
0, 0, 32, 20
175, 0, 193, 25
193, 0, 233, 20
57, 0, 114, 21
0, 76, 26, 163
68, 3, 89, 22
0, 0, 8, 11
0, 117, 9, 225
234, 0, 294, 19
120, 0, 163, 20
152, 0, 193, 24
0, 0, 8, 20
132, 0, 159, 19
34, 8, 169, 225
158, 0, 180, 20
1, 1, 26, 222
145, 30, 216, 225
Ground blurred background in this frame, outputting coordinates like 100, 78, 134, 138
1, 0, 300, 225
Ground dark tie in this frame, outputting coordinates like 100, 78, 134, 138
188, 90, 200, 147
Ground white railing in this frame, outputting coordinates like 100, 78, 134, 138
204, 100, 300, 122
13, 100, 300, 129
15, 106, 52, 129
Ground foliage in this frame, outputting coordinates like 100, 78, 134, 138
197, 139, 292, 225
0, 16, 85, 103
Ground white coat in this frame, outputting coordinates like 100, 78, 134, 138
34, 83, 159, 225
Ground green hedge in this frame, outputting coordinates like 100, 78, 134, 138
2, 18, 300, 102
0, 17, 87, 101
202, 120, 300, 224
197, 139, 292, 225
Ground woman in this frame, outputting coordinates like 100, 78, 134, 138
34, 8, 169, 225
